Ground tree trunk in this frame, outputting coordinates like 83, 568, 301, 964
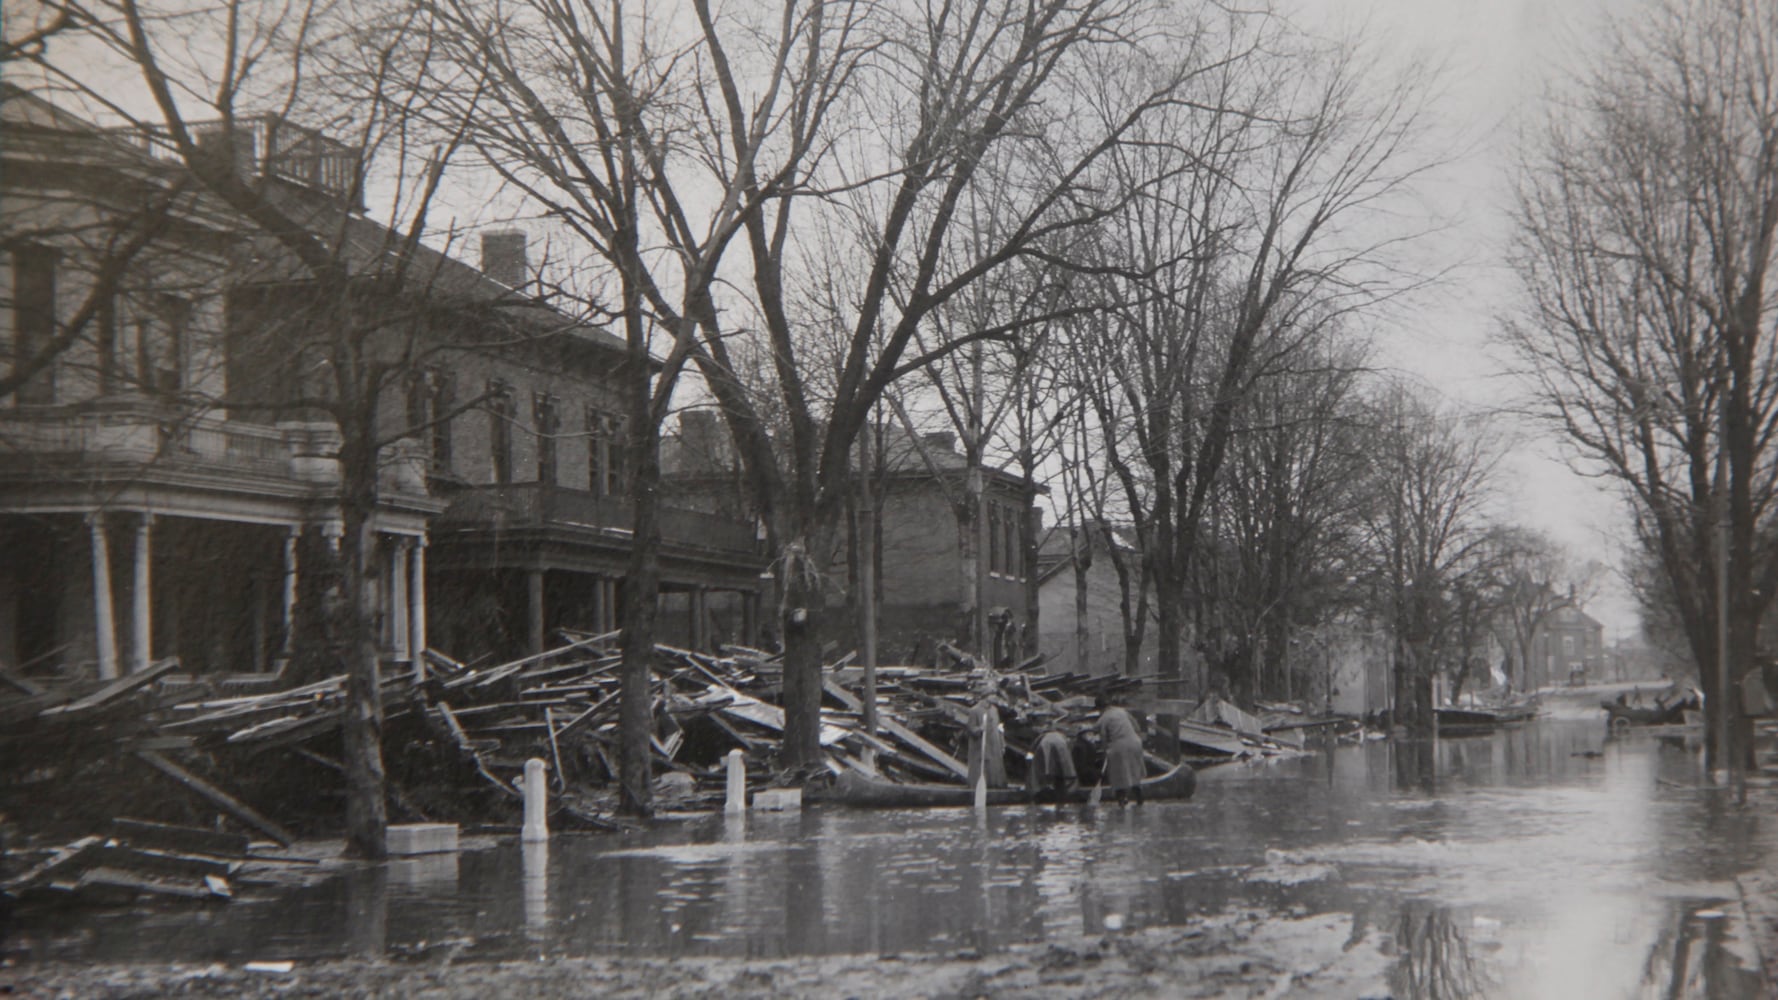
779, 537, 826, 770
617, 419, 662, 817
337, 443, 386, 860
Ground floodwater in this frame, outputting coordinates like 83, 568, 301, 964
15, 703, 1776, 997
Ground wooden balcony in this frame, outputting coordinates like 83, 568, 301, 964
436, 482, 761, 560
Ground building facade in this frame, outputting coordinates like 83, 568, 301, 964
1, 89, 764, 679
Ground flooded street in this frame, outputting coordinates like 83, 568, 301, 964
12, 704, 1777, 998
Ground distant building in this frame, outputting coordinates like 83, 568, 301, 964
1033, 522, 1157, 677
662, 416, 1041, 661
1523, 606, 1606, 689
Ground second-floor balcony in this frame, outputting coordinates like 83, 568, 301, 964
0, 401, 430, 498
435, 481, 762, 560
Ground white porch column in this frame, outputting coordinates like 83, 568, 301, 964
89, 512, 119, 680
389, 538, 411, 661
409, 535, 428, 680
281, 526, 300, 655
131, 513, 153, 672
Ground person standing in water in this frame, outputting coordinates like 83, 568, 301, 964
966, 678, 1008, 788
1095, 695, 1145, 806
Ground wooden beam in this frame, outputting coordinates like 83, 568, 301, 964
134, 751, 295, 846
37, 658, 178, 720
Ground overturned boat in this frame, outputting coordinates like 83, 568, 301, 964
806, 762, 1196, 809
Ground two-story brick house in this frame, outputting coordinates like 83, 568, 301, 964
0, 88, 764, 678
662, 414, 1040, 662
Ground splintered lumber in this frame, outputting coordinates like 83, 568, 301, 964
77, 867, 228, 900
113, 818, 251, 858
2, 836, 104, 897
134, 751, 295, 846
822, 678, 966, 779
0, 665, 48, 696
37, 658, 179, 720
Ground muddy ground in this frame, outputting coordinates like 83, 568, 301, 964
1, 910, 1404, 999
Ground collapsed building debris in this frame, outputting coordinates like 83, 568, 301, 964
2, 632, 1317, 910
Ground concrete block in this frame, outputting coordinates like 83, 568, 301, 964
387, 822, 459, 856
752, 787, 801, 812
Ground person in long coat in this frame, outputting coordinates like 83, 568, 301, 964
966, 686, 1008, 788
1095, 696, 1145, 805
1029, 725, 1078, 803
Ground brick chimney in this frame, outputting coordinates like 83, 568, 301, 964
481, 230, 528, 289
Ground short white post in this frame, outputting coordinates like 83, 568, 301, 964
522, 758, 549, 842
974, 772, 988, 811
521, 839, 549, 933
725, 749, 747, 814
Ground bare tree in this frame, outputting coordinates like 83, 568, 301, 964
1069, 19, 1443, 732
32, 0, 517, 857
1503, 0, 1778, 768
1357, 386, 1500, 735
695, 0, 1190, 769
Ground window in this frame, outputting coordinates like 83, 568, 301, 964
487, 381, 514, 484
96, 291, 118, 393
139, 294, 189, 395
405, 369, 454, 474
1007, 508, 1022, 579
534, 392, 559, 485
988, 505, 1002, 575
586, 406, 624, 496
10, 245, 57, 404
1562, 635, 1575, 656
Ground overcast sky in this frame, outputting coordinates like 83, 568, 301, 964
1285, 0, 1646, 639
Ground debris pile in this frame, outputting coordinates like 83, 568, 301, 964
2, 634, 1156, 895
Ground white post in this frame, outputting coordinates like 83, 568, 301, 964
131, 513, 153, 672
388, 538, 410, 661
974, 772, 988, 812
521, 839, 549, 934
521, 758, 549, 842
409, 536, 427, 681
89, 512, 119, 680
725, 749, 747, 814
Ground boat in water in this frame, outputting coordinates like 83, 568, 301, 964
806, 762, 1197, 809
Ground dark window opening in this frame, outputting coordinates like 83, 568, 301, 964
11, 245, 58, 404
487, 382, 514, 484
534, 392, 559, 485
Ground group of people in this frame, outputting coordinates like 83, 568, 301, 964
965, 681, 1148, 807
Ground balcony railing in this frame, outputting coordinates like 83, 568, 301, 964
438, 482, 761, 558
109, 115, 363, 207
0, 402, 291, 478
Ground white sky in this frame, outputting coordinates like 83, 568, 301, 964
1287, 0, 1645, 639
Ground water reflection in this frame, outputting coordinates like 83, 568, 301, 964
12, 720, 1772, 997
1389, 902, 1494, 1000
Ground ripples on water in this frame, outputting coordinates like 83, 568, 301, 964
16, 717, 1774, 996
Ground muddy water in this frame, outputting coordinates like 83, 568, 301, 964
19, 713, 1775, 996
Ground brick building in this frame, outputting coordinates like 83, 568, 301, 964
0, 88, 764, 678
662, 415, 1041, 661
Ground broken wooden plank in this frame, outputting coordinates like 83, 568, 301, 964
2, 836, 103, 897
0, 665, 48, 696
113, 817, 251, 858
37, 658, 179, 720
134, 751, 295, 846
77, 866, 227, 900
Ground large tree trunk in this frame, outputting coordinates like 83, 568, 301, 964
617, 419, 663, 817
338, 441, 387, 860
778, 535, 827, 770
